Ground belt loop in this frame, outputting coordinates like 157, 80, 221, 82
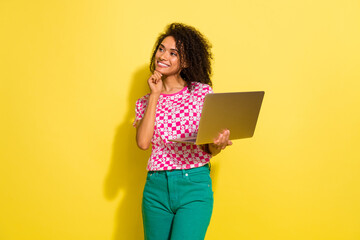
208, 162, 212, 172
182, 169, 185, 178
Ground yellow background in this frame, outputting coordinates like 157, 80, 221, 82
1, 0, 359, 239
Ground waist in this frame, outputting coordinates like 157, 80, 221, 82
148, 163, 210, 176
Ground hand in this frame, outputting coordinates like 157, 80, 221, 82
211, 129, 232, 151
147, 70, 163, 95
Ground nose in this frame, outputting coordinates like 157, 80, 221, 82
159, 51, 168, 61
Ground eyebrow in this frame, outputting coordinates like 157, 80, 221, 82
160, 43, 178, 52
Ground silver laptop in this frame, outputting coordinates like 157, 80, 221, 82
169, 91, 265, 145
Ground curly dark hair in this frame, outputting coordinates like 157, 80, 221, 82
150, 23, 213, 88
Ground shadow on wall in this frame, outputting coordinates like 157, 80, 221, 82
104, 64, 151, 240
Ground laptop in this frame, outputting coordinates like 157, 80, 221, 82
169, 91, 265, 145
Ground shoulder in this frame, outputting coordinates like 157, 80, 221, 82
190, 82, 214, 95
135, 93, 150, 107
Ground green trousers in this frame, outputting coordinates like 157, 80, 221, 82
142, 164, 214, 240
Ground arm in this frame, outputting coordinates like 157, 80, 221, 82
136, 93, 160, 150
135, 70, 163, 150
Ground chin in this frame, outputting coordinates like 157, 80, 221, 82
155, 68, 166, 75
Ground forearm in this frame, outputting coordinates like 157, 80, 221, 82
136, 94, 160, 150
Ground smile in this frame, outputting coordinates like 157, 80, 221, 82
157, 61, 170, 68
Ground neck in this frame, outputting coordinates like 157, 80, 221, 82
162, 74, 186, 93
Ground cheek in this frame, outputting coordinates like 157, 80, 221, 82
171, 59, 181, 69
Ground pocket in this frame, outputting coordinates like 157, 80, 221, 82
146, 171, 154, 181
187, 171, 211, 184
185, 170, 214, 196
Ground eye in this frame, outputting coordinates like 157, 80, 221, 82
171, 52, 177, 57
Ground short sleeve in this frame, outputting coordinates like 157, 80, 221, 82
189, 82, 214, 104
132, 95, 149, 127
199, 83, 214, 97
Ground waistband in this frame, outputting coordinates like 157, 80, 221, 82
148, 163, 210, 176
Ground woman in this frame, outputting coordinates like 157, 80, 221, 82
133, 23, 232, 240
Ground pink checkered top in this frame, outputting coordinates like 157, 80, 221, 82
133, 82, 213, 171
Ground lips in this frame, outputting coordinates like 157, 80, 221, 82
157, 61, 170, 68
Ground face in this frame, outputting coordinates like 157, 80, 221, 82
154, 36, 184, 76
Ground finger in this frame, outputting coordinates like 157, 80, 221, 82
218, 134, 227, 149
224, 130, 230, 142
222, 131, 228, 141
221, 141, 227, 149
215, 134, 223, 145
222, 137, 230, 149
154, 71, 161, 78
219, 129, 227, 140
224, 129, 230, 138
154, 71, 162, 79
154, 70, 162, 76
155, 74, 162, 83
213, 133, 220, 144
217, 133, 227, 148
221, 131, 228, 142
151, 74, 158, 82
154, 73, 162, 83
